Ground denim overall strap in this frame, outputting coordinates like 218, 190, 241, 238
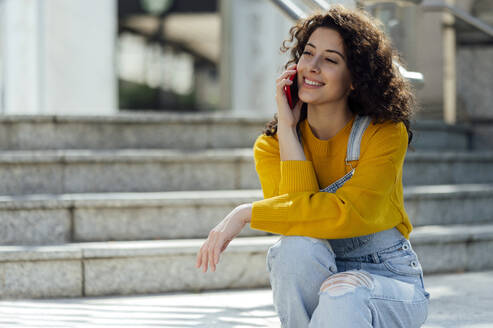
319, 114, 371, 193
346, 115, 372, 164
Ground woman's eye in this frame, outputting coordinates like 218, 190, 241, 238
303, 51, 336, 63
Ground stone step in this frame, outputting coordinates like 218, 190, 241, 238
1, 184, 493, 245
0, 149, 492, 195
0, 113, 473, 151
0, 223, 492, 299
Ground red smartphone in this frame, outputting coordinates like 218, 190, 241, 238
283, 68, 299, 109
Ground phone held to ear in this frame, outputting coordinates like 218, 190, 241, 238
283, 68, 299, 110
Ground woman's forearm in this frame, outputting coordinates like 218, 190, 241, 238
278, 124, 306, 161
238, 203, 253, 223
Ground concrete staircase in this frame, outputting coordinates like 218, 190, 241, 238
0, 112, 492, 299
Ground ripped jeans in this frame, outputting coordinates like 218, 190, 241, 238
266, 227, 430, 327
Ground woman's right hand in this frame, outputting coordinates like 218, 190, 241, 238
275, 63, 304, 129
195, 204, 249, 273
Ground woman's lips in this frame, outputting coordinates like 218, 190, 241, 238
303, 78, 325, 89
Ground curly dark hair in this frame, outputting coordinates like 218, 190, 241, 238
262, 5, 420, 150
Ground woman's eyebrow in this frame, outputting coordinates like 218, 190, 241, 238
306, 42, 345, 60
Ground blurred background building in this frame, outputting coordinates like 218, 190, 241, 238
118, 0, 219, 112
0, 0, 492, 126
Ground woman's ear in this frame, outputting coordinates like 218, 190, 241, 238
346, 84, 354, 97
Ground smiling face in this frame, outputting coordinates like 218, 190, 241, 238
297, 27, 353, 106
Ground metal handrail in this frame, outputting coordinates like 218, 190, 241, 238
310, 0, 331, 11
269, 0, 425, 88
422, 1, 493, 39
270, 0, 307, 20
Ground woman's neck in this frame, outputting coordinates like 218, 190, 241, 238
306, 101, 353, 140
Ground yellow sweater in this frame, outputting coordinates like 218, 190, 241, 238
251, 114, 412, 239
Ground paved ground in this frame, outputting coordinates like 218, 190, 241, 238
0, 270, 492, 327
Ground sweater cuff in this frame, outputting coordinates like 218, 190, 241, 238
279, 160, 319, 194
250, 196, 291, 234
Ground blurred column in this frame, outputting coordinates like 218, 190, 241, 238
442, 0, 456, 124
1, 0, 41, 114
219, 0, 293, 117
1, 0, 117, 115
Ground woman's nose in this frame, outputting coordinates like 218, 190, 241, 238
309, 58, 321, 73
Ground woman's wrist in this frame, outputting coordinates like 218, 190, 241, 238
278, 123, 306, 161
277, 122, 298, 135
236, 203, 252, 224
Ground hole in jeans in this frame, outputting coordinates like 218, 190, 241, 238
319, 270, 374, 297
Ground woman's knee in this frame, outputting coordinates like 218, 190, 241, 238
267, 236, 337, 277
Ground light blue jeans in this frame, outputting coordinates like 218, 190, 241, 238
266, 227, 430, 327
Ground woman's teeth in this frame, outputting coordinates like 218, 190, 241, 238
304, 78, 324, 86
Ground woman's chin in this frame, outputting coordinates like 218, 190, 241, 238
299, 97, 320, 105
298, 95, 314, 104
299, 92, 323, 104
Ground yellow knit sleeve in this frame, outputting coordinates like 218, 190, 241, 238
253, 134, 319, 199
250, 121, 408, 239
253, 134, 280, 200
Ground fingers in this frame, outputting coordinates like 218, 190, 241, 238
196, 234, 223, 273
195, 211, 243, 273
201, 245, 209, 272
287, 63, 297, 71
276, 79, 293, 95
196, 241, 208, 271
210, 236, 221, 272
276, 74, 295, 93
276, 62, 297, 81
276, 69, 297, 83
196, 246, 202, 268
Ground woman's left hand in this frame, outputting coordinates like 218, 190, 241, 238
195, 204, 251, 273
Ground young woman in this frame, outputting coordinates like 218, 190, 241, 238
196, 5, 430, 327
